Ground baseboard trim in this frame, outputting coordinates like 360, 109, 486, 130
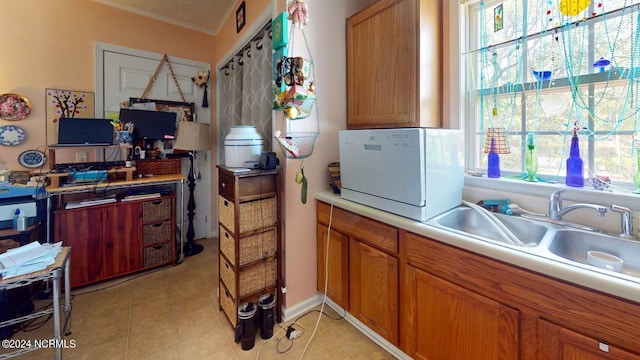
282, 294, 411, 360
280, 293, 323, 323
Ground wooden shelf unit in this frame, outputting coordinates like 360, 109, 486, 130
45, 144, 136, 187
217, 166, 283, 328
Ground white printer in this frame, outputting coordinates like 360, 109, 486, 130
339, 128, 464, 221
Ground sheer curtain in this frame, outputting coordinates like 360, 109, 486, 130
218, 23, 273, 163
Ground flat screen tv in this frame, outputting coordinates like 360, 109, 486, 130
119, 109, 177, 141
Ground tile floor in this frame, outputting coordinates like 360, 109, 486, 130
1, 238, 394, 359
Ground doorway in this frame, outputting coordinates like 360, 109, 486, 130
95, 42, 213, 241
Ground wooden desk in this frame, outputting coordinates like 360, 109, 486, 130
45, 175, 186, 287
0, 246, 71, 360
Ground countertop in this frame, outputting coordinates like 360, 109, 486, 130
316, 191, 640, 303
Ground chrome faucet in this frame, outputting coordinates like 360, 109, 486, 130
548, 189, 608, 220
610, 204, 634, 238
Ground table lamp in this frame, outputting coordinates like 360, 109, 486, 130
174, 121, 212, 256
483, 128, 510, 178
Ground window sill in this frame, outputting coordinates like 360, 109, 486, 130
464, 175, 640, 210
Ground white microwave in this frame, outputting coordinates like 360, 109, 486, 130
339, 128, 464, 221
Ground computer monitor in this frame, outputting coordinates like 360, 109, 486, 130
54, 118, 114, 146
119, 109, 177, 141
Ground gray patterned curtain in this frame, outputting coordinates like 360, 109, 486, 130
218, 23, 273, 163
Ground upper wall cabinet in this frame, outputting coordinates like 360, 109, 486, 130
347, 0, 442, 129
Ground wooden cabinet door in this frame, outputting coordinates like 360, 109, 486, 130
102, 201, 141, 278
349, 238, 399, 345
403, 264, 519, 360
55, 207, 104, 287
347, 0, 417, 129
316, 224, 349, 309
539, 319, 640, 360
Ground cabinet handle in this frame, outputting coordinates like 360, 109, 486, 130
152, 222, 163, 228
222, 182, 226, 188
224, 200, 229, 207
152, 244, 164, 250
152, 200, 163, 205
225, 262, 230, 269
224, 232, 229, 239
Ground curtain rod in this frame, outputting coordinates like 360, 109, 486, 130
463, 4, 640, 56
222, 20, 272, 71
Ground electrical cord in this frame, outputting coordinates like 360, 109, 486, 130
257, 196, 345, 359
297, 195, 340, 359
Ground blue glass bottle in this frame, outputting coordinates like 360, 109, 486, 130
487, 137, 500, 178
565, 130, 584, 187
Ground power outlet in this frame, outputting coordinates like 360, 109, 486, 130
75, 152, 88, 162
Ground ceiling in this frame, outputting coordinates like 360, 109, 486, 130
93, 0, 238, 35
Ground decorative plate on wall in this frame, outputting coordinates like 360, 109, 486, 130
0, 93, 32, 120
0, 125, 26, 146
18, 150, 46, 168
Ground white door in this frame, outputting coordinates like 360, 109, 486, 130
95, 42, 213, 242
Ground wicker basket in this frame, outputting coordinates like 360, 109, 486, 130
136, 158, 181, 176
274, 132, 319, 160
327, 161, 341, 191
143, 242, 173, 267
219, 281, 238, 327
143, 220, 173, 246
143, 198, 172, 222
220, 255, 277, 298
220, 226, 277, 267
218, 196, 275, 235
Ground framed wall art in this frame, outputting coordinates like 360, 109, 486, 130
129, 98, 195, 122
236, 1, 246, 33
46, 89, 95, 145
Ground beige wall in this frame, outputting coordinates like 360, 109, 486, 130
214, 0, 370, 308
4, 0, 431, 312
0, 0, 215, 170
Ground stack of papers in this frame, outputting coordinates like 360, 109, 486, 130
65, 195, 117, 209
122, 192, 161, 201
0, 242, 62, 280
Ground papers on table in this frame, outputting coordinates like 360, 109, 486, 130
0, 242, 62, 279
121, 192, 161, 201
65, 195, 117, 209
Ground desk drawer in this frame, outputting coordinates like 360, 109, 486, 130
219, 171, 235, 200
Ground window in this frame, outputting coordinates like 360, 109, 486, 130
464, 0, 640, 188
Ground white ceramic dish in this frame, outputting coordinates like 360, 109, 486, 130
0, 125, 26, 146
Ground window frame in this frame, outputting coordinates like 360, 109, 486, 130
463, 0, 640, 189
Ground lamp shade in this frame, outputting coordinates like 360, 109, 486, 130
483, 128, 510, 154
174, 121, 211, 151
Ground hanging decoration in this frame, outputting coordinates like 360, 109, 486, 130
287, 0, 309, 29
273, 0, 319, 204
558, 0, 591, 17
141, 54, 187, 103
192, 69, 210, 108
494, 4, 503, 32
